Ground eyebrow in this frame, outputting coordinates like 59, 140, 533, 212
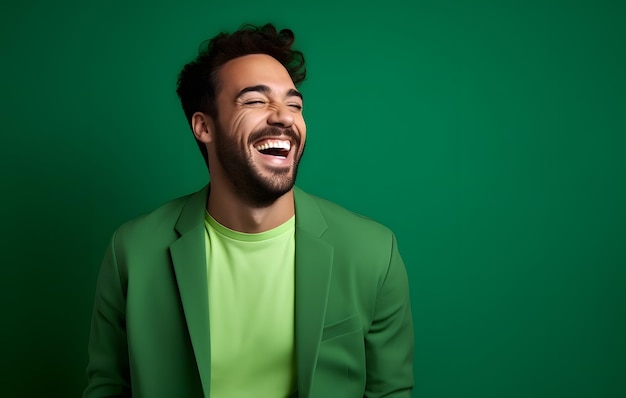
236, 85, 303, 100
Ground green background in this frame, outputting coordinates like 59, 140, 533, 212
1, 0, 624, 397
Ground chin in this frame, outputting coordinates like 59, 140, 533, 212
242, 171, 297, 207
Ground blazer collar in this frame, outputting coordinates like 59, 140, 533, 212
169, 185, 333, 398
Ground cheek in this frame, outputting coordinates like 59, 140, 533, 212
229, 111, 266, 139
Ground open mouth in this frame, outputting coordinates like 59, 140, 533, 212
254, 139, 291, 158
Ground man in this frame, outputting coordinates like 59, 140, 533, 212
84, 23, 413, 398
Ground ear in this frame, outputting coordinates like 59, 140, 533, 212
191, 112, 216, 144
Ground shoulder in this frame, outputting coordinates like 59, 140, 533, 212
113, 189, 199, 250
295, 187, 397, 257
309, 193, 391, 233
294, 189, 407, 311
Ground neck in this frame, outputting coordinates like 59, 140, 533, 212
207, 181, 295, 234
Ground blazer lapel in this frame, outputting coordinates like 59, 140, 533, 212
169, 184, 212, 395
293, 188, 334, 398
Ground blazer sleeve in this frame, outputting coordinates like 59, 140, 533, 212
364, 233, 414, 397
83, 230, 131, 397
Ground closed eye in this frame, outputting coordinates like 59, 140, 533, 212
244, 100, 266, 105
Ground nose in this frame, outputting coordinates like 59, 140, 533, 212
267, 104, 294, 128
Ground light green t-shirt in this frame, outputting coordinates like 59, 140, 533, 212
204, 211, 296, 398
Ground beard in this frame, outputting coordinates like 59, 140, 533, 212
213, 124, 304, 208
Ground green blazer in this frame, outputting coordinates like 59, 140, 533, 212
84, 185, 413, 397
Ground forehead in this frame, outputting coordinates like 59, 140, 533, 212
216, 54, 296, 95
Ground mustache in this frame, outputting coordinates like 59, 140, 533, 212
248, 126, 301, 147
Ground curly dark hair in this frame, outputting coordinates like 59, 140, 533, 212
176, 23, 306, 164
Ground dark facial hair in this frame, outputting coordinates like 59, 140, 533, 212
214, 124, 304, 208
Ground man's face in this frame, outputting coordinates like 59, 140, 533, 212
211, 54, 306, 207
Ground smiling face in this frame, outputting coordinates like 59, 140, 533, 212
207, 54, 307, 206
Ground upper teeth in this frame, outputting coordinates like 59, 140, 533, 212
255, 140, 291, 152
